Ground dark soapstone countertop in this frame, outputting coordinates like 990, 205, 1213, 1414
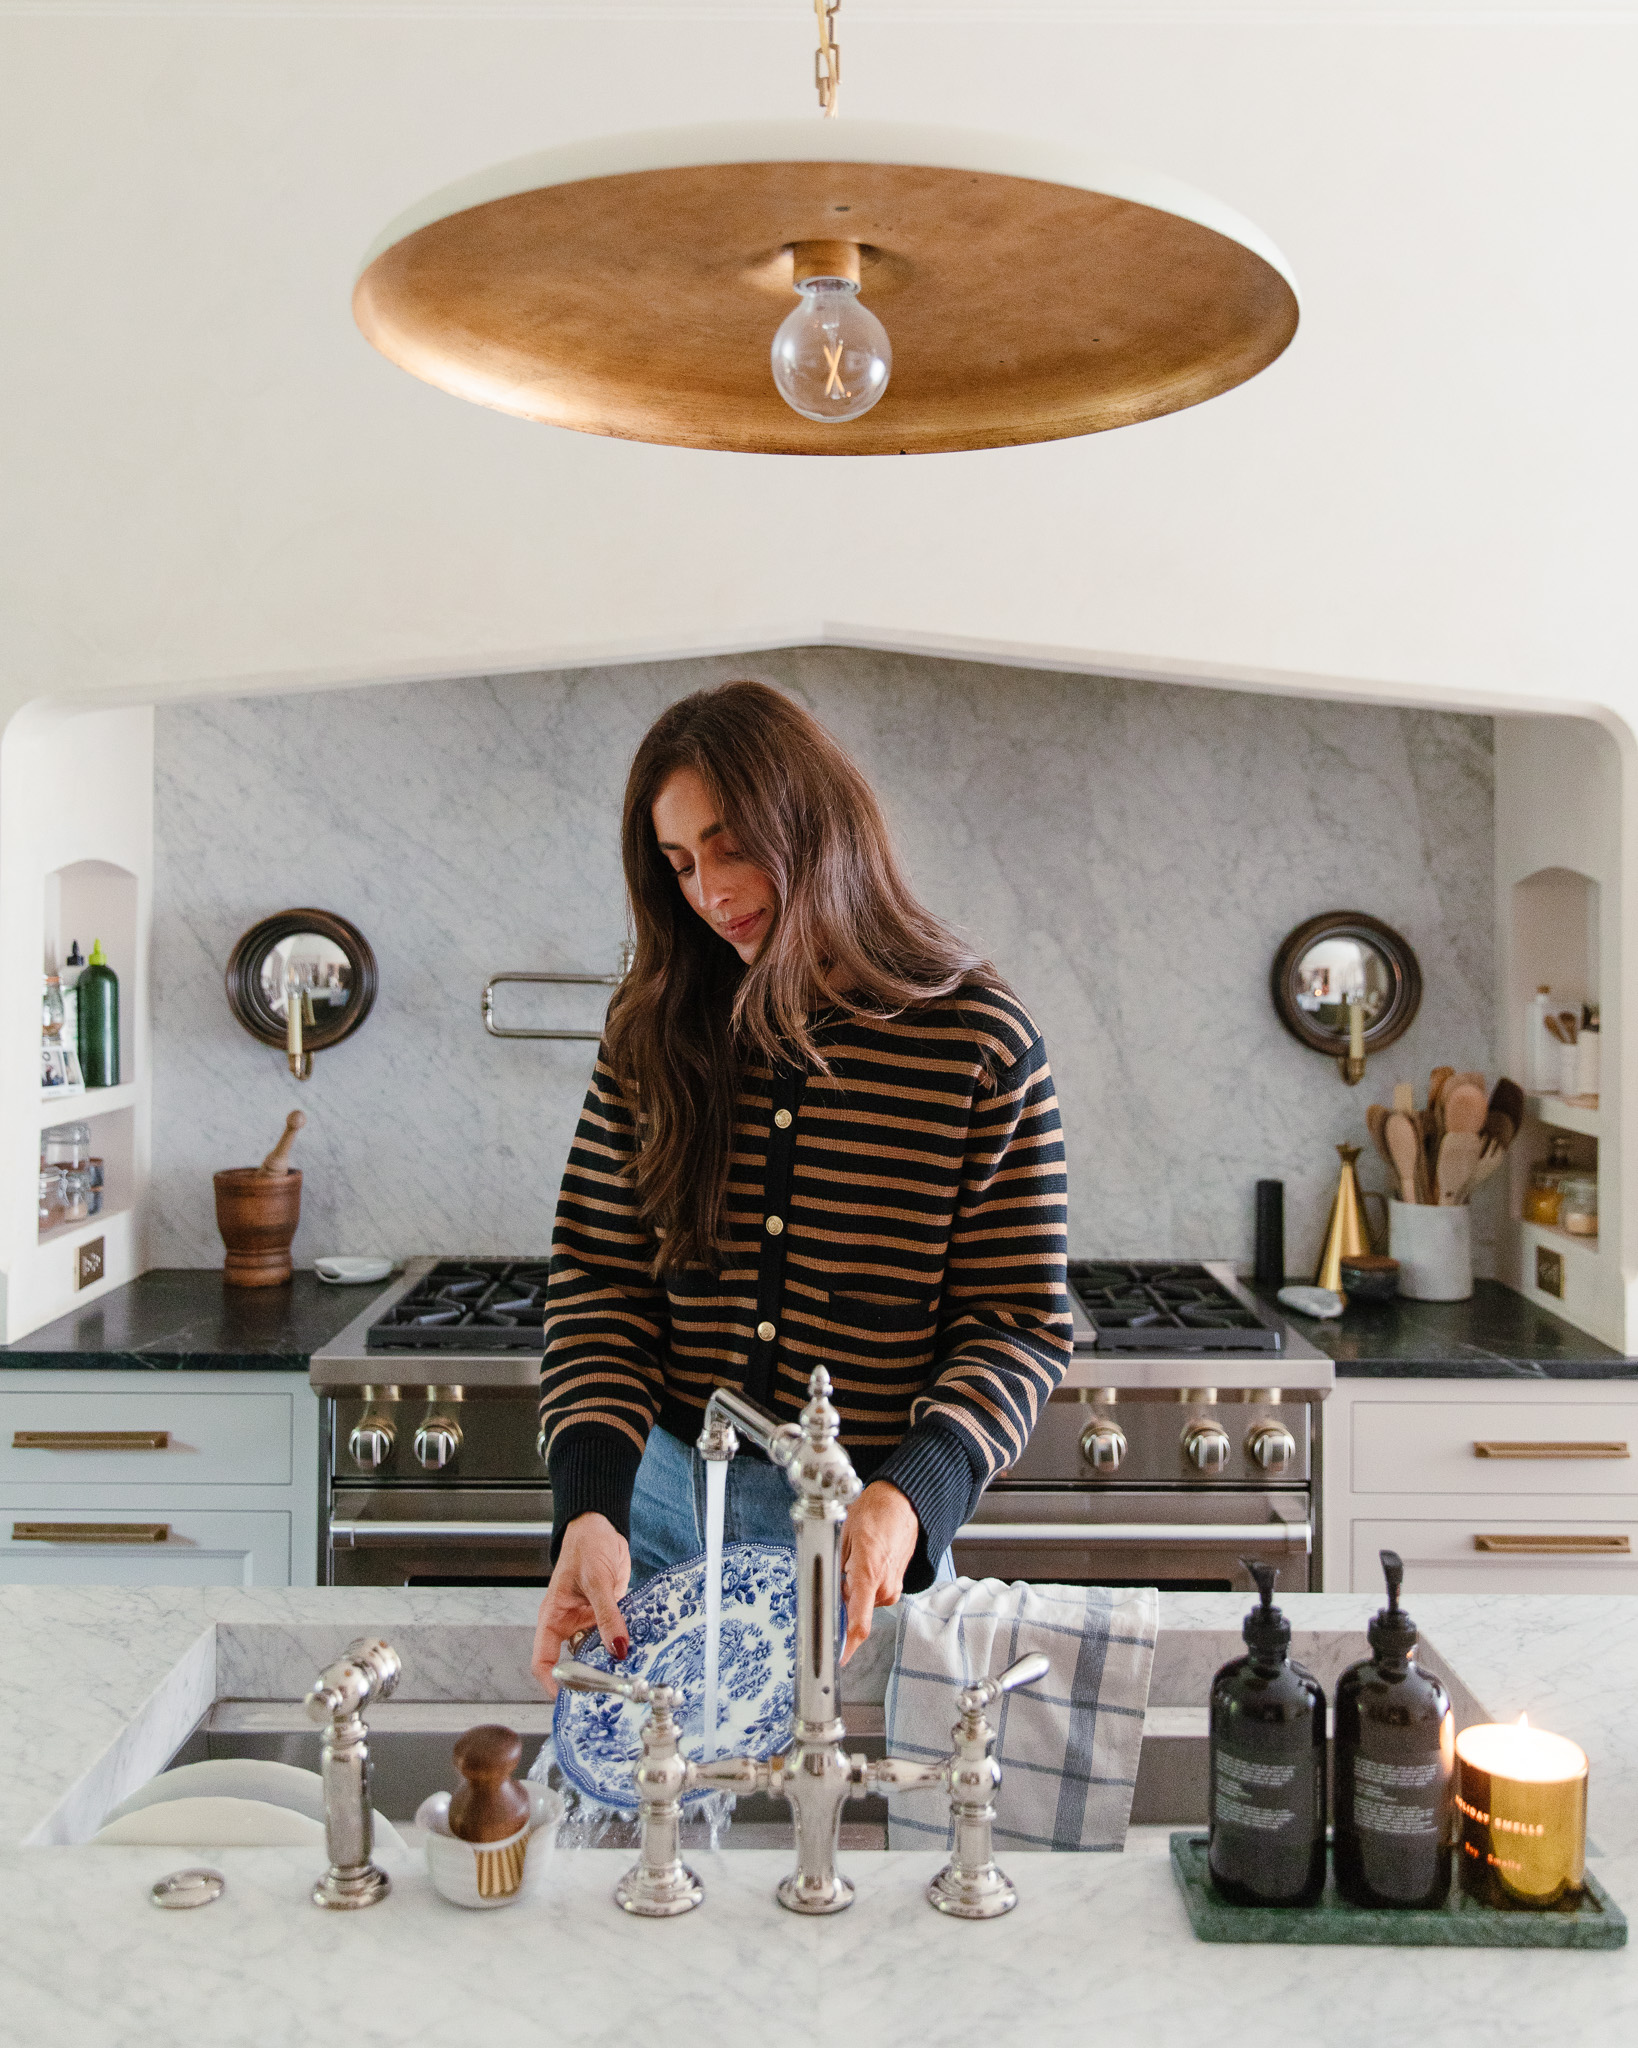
1251, 1277, 1636, 1379
2, 1267, 399, 1371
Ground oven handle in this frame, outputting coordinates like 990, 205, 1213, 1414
955, 1521, 1312, 1550
331, 1520, 554, 1547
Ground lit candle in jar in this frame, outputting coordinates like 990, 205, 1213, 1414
1455, 1715, 1588, 1908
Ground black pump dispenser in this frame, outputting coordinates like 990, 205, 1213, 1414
1333, 1549, 1455, 1909
1243, 1560, 1291, 1659
1207, 1560, 1327, 1907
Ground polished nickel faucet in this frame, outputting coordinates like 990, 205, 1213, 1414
553, 1366, 1047, 1920
304, 1635, 402, 1909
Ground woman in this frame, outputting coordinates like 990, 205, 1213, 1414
531, 681, 1070, 1692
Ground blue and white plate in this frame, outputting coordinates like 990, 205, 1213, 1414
552, 1544, 796, 1810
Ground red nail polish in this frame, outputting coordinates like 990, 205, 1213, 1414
612, 1637, 629, 1662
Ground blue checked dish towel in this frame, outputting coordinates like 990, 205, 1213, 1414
882, 1577, 1158, 1852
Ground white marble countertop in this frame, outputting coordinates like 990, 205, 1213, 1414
2, 1586, 1633, 2046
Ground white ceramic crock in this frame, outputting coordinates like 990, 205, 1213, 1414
1389, 1197, 1473, 1301
414, 1783, 562, 1909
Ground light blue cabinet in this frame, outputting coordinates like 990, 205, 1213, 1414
0, 1370, 321, 1586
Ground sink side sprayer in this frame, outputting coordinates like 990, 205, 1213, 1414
552, 1365, 1047, 1920
304, 1635, 402, 1908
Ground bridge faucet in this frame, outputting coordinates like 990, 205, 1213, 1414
304, 1635, 401, 1909
556, 1367, 1047, 1919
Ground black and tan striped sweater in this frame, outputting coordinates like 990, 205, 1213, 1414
539, 983, 1072, 1587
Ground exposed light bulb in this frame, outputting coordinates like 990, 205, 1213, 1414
771, 276, 891, 424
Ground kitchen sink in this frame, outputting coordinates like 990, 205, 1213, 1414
160, 1696, 1209, 1846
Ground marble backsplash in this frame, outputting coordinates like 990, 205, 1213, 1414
151, 648, 1495, 1278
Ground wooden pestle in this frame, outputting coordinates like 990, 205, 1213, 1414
448, 1725, 532, 1843
260, 1110, 306, 1174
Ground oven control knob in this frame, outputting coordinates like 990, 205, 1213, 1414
413, 1417, 463, 1470
1247, 1422, 1297, 1474
1080, 1420, 1127, 1473
1183, 1421, 1231, 1474
348, 1417, 396, 1470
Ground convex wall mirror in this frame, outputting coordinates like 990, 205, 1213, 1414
1271, 911, 1421, 1086
226, 909, 378, 1080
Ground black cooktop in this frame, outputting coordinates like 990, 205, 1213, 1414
1068, 1261, 1281, 1354
366, 1261, 550, 1351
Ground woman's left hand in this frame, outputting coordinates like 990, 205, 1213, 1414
839, 1480, 920, 1665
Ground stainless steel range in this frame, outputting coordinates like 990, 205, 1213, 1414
311, 1259, 554, 1587
951, 1261, 1331, 1594
313, 1255, 1330, 1594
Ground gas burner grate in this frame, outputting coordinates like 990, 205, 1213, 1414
367, 1261, 553, 1351
1068, 1261, 1281, 1353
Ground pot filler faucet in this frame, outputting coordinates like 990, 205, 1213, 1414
552, 1365, 1048, 1921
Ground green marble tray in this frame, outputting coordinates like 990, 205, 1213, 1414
1170, 1834, 1627, 1949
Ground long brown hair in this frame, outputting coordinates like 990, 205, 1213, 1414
605, 680, 997, 1272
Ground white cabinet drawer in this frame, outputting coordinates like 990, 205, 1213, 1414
0, 1508, 290, 1586
0, 1390, 293, 1488
1352, 1514, 1638, 1595
1351, 1400, 1638, 1497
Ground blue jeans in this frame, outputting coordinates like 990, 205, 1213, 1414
628, 1424, 955, 1588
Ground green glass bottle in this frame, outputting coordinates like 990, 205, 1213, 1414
78, 939, 120, 1089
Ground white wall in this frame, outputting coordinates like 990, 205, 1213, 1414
0, 10, 1633, 729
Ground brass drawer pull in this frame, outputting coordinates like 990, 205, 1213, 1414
1474, 1533, 1631, 1555
12, 1430, 171, 1452
12, 1521, 171, 1544
1473, 1440, 1628, 1460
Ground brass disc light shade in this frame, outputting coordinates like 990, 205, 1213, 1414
354, 120, 1300, 456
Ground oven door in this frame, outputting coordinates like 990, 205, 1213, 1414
952, 1489, 1312, 1593
328, 1488, 553, 1587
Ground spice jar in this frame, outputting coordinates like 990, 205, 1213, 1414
1559, 1174, 1598, 1239
1521, 1135, 1575, 1227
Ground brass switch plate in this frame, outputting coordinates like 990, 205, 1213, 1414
75, 1237, 105, 1291
1535, 1244, 1565, 1299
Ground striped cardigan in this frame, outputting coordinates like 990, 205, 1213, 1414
539, 983, 1072, 1585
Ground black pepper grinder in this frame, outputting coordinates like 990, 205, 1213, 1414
1207, 1560, 1327, 1907
1333, 1549, 1455, 1909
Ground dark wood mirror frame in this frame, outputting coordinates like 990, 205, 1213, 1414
225, 909, 378, 1053
1271, 910, 1422, 1057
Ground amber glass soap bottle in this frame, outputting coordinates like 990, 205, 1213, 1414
1333, 1549, 1455, 1909
1208, 1560, 1327, 1907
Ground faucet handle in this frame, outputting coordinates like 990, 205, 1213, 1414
959, 1652, 1049, 1721
551, 1656, 674, 1709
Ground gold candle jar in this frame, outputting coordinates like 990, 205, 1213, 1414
1455, 1718, 1588, 1908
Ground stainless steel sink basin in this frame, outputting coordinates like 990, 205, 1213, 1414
161, 1696, 1210, 1846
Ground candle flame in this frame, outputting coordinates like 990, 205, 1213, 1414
1517, 1712, 1530, 1730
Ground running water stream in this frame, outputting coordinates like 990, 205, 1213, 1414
702, 1456, 726, 1761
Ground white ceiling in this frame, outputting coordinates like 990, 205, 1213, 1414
1, 2, 1634, 725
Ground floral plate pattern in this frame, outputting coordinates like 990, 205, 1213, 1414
551, 1543, 797, 1811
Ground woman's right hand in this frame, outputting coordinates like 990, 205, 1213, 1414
531, 1512, 632, 1697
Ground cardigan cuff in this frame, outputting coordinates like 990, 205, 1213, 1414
546, 1424, 646, 1562
872, 1418, 984, 1594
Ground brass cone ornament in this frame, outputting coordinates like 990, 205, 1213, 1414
1315, 1144, 1372, 1295
354, 125, 1300, 456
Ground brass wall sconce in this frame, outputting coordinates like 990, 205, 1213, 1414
1271, 912, 1422, 1087
226, 910, 378, 1083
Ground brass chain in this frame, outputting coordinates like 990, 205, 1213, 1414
814, 0, 840, 118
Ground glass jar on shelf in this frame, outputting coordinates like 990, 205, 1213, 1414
1521, 1134, 1575, 1226
38, 1169, 66, 1232
42, 1120, 91, 1171
1559, 1173, 1598, 1239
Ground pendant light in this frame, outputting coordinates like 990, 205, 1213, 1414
354, 1, 1299, 456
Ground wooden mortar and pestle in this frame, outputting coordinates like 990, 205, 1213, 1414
214, 1111, 306, 1287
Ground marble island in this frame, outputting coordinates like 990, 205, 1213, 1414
2, 1585, 1634, 2047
